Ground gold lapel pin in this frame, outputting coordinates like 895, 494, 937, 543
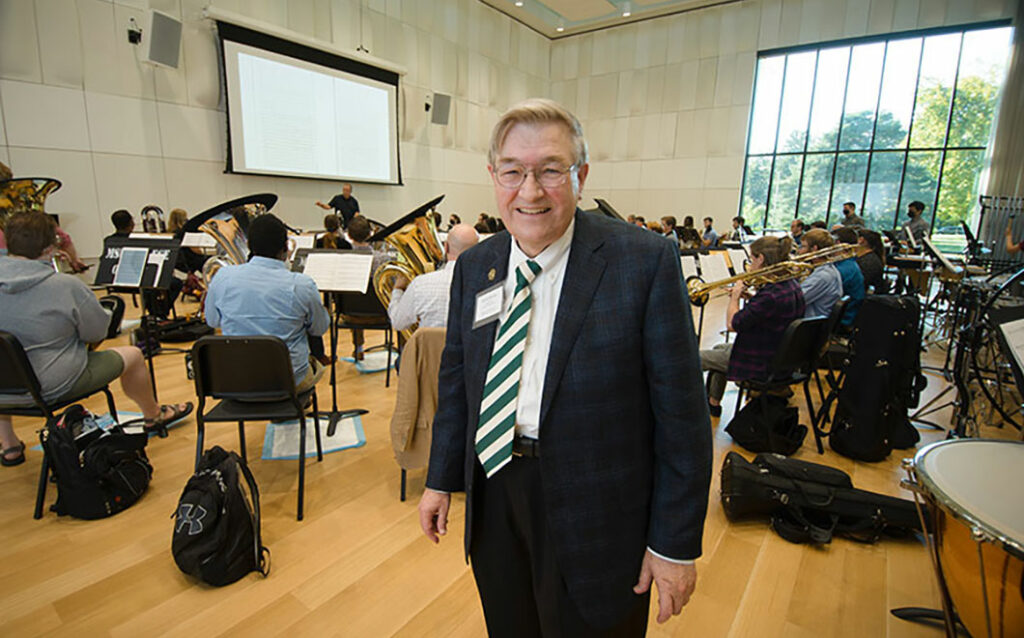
488, 268, 496, 281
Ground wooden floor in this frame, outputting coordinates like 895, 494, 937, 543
1, 289, 1011, 637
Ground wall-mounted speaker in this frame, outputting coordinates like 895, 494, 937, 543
144, 10, 182, 69
430, 92, 452, 125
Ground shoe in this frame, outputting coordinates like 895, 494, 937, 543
1, 441, 26, 467
708, 403, 722, 418
144, 402, 194, 438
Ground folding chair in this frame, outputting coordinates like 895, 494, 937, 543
335, 290, 395, 387
191, 336, 322, 521
0, 331, 119, 519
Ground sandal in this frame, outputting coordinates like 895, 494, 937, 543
1, 441, 26, 467
144, 402, 194, 438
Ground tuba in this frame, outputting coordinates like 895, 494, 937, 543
370, 196, 447, 340
1, 177, 65, 272
182, 194, 278, 288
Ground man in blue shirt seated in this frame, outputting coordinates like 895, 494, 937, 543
701, 216, 718, 247
831, 227, 865, 327
205, 214, 330, 392
797, 228, 842, 318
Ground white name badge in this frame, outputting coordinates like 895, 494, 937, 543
473, 282, 504, 329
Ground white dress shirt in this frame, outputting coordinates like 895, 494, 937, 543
502, 221, 575, 440
387, 263, 455, 331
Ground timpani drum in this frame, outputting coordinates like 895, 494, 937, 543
905, 439, 1024, 637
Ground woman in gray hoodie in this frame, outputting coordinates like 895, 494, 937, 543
0, 212, 191, 465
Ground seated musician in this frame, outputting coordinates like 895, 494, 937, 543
902, 201, 930, 248
105, 209, 182, 319
344, 215, 393, 360
315, 214, 352, 250
790, 219, 805, 247
831, 227, 865, 327
856, 228, 887, 293
388, 224, 478, 332
678, 215, 703, 249
699, 236, 806, 417
0, 212, 192, 464
796, 229, 842, 318
204, 214, 330, 393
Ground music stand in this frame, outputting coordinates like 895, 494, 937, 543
292, 248, 374, 435
94, 236, 181, 400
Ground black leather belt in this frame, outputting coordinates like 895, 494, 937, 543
512, 436, 540, 458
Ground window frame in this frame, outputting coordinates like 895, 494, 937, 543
739, 20, 1012, 236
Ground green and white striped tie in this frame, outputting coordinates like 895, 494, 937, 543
475, 259, 542, 478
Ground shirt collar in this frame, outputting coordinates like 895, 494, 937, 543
249, 256, 288, 269
509, 219, 575, 274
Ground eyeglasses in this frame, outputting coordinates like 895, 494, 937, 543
494, 164, 576, 189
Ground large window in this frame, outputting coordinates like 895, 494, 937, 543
739, 23, 1012, 251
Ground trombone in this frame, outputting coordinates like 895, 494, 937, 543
686, 243, 867, 306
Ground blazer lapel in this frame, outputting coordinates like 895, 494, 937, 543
464, 233, 512, 409
539, 211, 607, 427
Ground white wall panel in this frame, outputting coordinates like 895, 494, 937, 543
635, 21, 667, 69
818, 0, 848, 42
8, 147, 102, 256
779, 0, 802, 45
674, 110, 695, 157
705, 156, 744, 189
640, 113, 662, 158
799, 0, 825, 44
78, 0, 119, 94
759, 0, 782, 50
111, 4, 156, 99
610, 161, 642, 190
868, 0, 896, 34
699, 10, 720, 59
714, 55, 735, 107
86, 93, 162, 156
157, 103, 223, 161
626, 115, 644, 160
844, 0, 871, 36
917, 0, 947, 26
589, 74, 618, 120
588, 119, 614, 162
892, 0, 921, 30
1, 81, 91, 151
665, 16, 686, 64
736, 3, 761, 53
162, 158, 227, 215
0, 0, 42, 82
618, 70, 645, 117
182, 11, 220, 109
92, 153, 169, 222
695, 59, 717, 109
704, 188, 740, 217
36, 0, 85, 89
646, 67, 665, 114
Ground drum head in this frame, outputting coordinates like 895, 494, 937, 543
915, 439, 1024, 558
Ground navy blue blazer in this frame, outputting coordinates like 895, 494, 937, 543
426, 210, 712, 627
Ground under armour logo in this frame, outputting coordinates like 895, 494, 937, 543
175, 504, 207, 536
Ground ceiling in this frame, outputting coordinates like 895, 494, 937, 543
478, 0, 739, 39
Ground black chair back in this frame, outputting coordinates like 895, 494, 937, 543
192, 336, 297, 401
0, 331, 46, 409
823, 296, 850, 338
335, 290, 387, 317
768, 317, 827, 379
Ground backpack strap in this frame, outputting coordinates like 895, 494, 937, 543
234, 455, 270, 577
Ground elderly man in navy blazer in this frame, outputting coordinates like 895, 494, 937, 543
419, 98, 712, 637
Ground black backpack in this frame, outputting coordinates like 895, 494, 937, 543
41, 404, 152, 519
829, 295, 924, 462
725, 394, 807, 456
720, 451, 923, 545
172, 446, 270, 586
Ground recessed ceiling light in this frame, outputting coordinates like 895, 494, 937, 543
514, 1, 523, 6
622, 2, 632, 17
556, 25, 565, 32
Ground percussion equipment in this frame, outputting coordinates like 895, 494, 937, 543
903, 439, 1024, 637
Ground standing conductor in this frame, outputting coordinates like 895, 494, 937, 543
418, 98, 712, 636
315, 182, 359, 229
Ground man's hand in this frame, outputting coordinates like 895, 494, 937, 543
394, 275, 411, 291
633, 551, 697, 624
729, 280, 747, 300
418, 489, 451, 543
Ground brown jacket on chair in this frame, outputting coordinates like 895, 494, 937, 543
390, 327, 446, 470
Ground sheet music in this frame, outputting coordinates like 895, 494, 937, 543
180, 232, 216, 248
999, 318, 1024, 381
699, 252, 731, 283
302, 252, 373, 292
292, 234, 315, 249
726, 248, 748, 274
113, 247, 148, 287
147, 249, 171, 287
680, 256, 698, 279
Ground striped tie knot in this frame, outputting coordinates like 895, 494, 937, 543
475, 258, 542, 478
